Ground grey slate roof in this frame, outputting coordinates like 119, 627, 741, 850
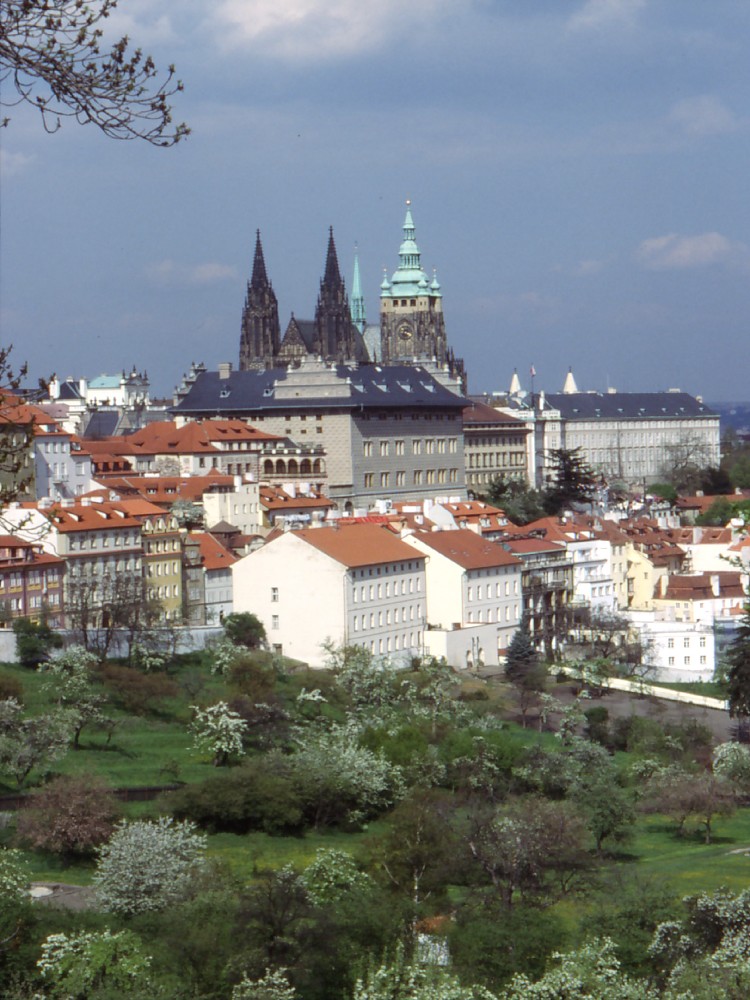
544, 392, 717, 421
171, 364, 467, 417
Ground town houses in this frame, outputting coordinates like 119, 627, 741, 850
0, 205, 745, 680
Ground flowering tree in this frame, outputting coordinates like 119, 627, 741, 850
354, 947, 498, 999
232, 967, 297, 1000
38, 929, 154, 997
301, 848, 372, 905
0, 847, 29, 947
190, 701, 249, 766
43, 645, 108, 749
0, 697, 71, 786
713, 741, 750, 792
93, 817, 207, 916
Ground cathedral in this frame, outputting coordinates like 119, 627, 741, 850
238, 204, 465, 386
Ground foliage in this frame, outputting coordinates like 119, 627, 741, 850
232, 967, 298, 1000
467, 796, 593, 909
504, 625, 546, 725
484, 475, 546, 525
37, 928, 155, 999
209, 635, 252, 676
93, 816, 207, 916
0, 697, 71, 786
354, 945, 499, 1000
12, 617, 62, 668
16, 774, 118, 858
42, 645, 109, 748
65, 572, 160, 662
301, 848, 372, 905
639, 766, 736, 843
97, 663, 179, 715
695, 496, 735, 526
647, 482, 678, 503
727, 602, 750, 719
224, 612, 267, 650
543, 447, 598, 514
713, 741, 750, 792
190, 701, 249, 767
502, 937, 659, 999
0, 846, 30, 945
0, 0, 188, 144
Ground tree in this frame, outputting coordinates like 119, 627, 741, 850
660, 434, 714, 495
12, 616, 62, 668
0, 348, 43, 508
190, 701, 249, 767
726, 602, 750, 720
16, 774, 118, 859
0, 847, 30, 951
543, 447, 597, 514
65, 571, 159, 662
484, 475, 546, 525
37, 929, 155, 999
233, 968, 298, 1000
502, 937, 658, 999
224, 612, 267, 650
353, 946, 498, 1000
504, 625, 546, 726
467, 798, 592, 910
1, 0, 188, 144
42, 645, 109, 748
93, 817, 207, 916
0, 697, 71, 786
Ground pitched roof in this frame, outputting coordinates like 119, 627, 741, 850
292, 523, 425, 569
198, 532, 238, 570
462, 401, 526, 427
544, 391, 717, 421
171, 363, 467, 416
410, 529, 521, 570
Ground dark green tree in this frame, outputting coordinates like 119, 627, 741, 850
504, 624, 546, 726
695, 497, 734, 527
223, 612, 267, 650
484, 475, 546, 525
543, 447, 597, 514
727, 602, 750, 720
12, 617, 62, 668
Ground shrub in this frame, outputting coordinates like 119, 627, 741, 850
98, 664, 179, 715
16, 775, 119, 859
0, 673, 23, 704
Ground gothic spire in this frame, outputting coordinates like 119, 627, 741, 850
251, 229, 270, 288
322, 226, 342, 288
351, 244, 366, 334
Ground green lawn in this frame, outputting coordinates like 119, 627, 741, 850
618, 808, 750, 896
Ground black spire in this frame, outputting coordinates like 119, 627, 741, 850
322, 226, 342, 288
251, 229, 270, 288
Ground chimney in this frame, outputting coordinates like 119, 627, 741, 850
218, 362, 233, 380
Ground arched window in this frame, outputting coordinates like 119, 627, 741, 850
275, 459, 286, 475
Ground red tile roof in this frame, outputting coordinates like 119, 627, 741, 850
409, 529, 521, 569
292, 523, 425, 569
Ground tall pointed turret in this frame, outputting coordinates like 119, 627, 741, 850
379, 200, 451, 371
350, 245, 366, 335
562, 367, 578, 394
239, 230, 280, 370
314, 228, 368, 363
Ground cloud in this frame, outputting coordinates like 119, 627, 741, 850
212, 0, 454, 60
668, 95, 740, 137
147, 260, 238, 286
636, 232, 749, 270
568, 0, 647, 32
0, 149, 36, 177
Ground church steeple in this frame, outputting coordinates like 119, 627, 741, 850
315, 228, 368, 363
350, 244, 366, 334
239, 229, 280, 370
250, 229, 269, 287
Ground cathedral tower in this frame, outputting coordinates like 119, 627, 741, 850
239, 231, 280, 370
314, 228, 368, 362
379, 202, 449, 365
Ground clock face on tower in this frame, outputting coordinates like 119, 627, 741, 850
397, 322, 413, 342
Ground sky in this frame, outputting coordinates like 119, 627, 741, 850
2, 0, 749, 402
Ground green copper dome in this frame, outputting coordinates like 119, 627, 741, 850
383, 201, 433, 297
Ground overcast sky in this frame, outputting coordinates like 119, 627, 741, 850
2, 0, 749, 401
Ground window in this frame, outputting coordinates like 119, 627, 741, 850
413, 470, 423, 485
363, 441, 372, 457
380, 441, 389, 457
684, 655, 691, 665
380, 472, 390, 488
699, 636, 706, 648
667, 638, 674, 648
668, 656, 675, 665
271, 587, 279, 602
683, 637, 690, 648
413, 439, 422, 454
364, 473, 374, 488
271, 615, 279, 630
396, 471, 405, 486
395, 440, 404, 456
